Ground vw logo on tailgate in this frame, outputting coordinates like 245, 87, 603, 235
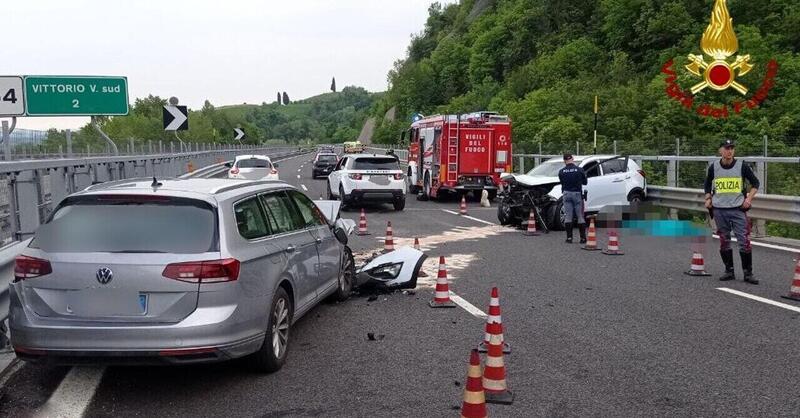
96, 267, 114, 284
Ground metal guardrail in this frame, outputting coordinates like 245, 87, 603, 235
647, 186, 800, 224
0, 146, 300, 245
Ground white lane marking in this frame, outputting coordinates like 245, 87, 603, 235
36, 366, 105, 418
449, 291, 487, 319
297, 174, 301, 179
301, 184, 308, 191
712, 235, 798, 253
442, 209, 497, 226
297, 168, 301, 172
717, 288, 800, 314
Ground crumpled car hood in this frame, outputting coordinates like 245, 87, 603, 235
501, 173, 560, 187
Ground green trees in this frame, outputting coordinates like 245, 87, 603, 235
373, 0, 800, 160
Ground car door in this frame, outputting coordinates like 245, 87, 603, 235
288, 190, 340, 295
329, 157, 347, 196
232, 196, 287, 301
259, 191, 321, 313
587, 157, 629, 210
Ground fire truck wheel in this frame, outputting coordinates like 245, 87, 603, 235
488, 191, 497, 201
417, 174, 431, 201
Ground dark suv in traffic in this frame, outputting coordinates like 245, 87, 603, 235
312, 153, 339, 179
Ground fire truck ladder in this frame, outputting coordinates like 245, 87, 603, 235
447, 115, 459, 183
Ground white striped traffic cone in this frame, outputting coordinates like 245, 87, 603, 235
523, 210, 540, 236
582, 217, 600, 251
684, 252, 711, 276
478, 287, 511, 354
356, 208, 369, 236
460, 196, 468, 215
483, 331, 514, 405
429, 256, 456, 308
460, 350, 488, 418
781, 257, 800, 302
602, 230, 624, 255
383, 221, 394, 252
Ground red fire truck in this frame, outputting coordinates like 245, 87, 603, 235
405, 112, 512, 200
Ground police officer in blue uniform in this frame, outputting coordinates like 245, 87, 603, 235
558, 154, 588, 243
704, 139, 760, 284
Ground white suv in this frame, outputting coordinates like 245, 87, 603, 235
227, 155, 279, 180
327, 154, 406, 211
499, 155, 647, 229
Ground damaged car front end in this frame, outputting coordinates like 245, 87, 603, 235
497, 172, 560, 231
355, 247, 427, 290
313, 200, 427, 291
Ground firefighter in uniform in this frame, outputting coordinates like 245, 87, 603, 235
558, 154, 588, 244
704, 139, 760, 284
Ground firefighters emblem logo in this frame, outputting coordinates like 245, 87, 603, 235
660, 0, 778, 119
685, 0, 752, 95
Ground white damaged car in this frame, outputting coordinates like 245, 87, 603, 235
498, 155, 647, 230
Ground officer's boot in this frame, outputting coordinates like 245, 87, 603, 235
718, 249, 735, 281
578, 224, 587, 244
741, 251, 757, 284
565, 223, 573, 243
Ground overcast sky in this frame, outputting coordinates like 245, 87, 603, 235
7, 0, 453, 130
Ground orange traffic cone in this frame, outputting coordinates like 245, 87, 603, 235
383, 221, 394, 252
483, 332, 514, 405
684, 252, 711, 276
780, 257, 800, 302
602, 230, 624, 256
429, 256, 456, 308
478, 287, 511, 354
356, 208, 370, 236
523, 210, 540, 236
460, 196, 468, 215
460, 350, 488, 418
413, 237, 421, 251
582, 217, 600, 251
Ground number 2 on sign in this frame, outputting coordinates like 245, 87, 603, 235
2, 89, 17, 104
72, 99, 80, 108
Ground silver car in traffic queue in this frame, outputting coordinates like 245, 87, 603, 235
9, 177, 355, 372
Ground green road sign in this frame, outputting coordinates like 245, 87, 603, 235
24, 76, 129, 116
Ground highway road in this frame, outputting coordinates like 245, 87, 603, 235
1, 152, 799, 417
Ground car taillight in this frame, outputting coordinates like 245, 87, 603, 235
14, 255, 52, 282
637, 169, 646, 178
393, 173, 404, 180
230, 168, 240, 175
162, 258, 240, 283
270, 169, 278, 175
349, 173, 362, 180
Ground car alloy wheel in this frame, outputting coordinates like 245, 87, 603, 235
272, 297, 290, 359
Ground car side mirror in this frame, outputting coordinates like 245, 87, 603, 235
224, 162, 232, 168
334, 227, 348, 245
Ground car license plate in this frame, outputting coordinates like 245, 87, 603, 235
139, 294, 148, 313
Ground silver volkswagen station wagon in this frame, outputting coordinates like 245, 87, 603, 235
9, 177, 355, 372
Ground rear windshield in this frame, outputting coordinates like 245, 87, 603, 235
236, 158, 271, 168
31, 196, 218, 254
353, 158, 399, 170
317, 155, 337, 162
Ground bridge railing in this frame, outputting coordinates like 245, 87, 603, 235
0, 145, 300, 246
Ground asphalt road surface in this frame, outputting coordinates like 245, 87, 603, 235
2, 152, 799, 417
